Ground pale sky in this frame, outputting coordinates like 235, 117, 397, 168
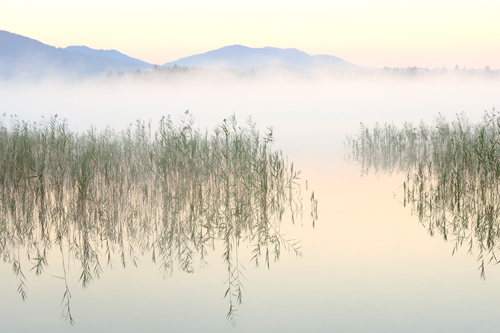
2, 0, 500, 69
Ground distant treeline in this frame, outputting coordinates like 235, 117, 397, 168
380, 65, 498, 77
105, 64, 251, 81
104, 64, 499, 81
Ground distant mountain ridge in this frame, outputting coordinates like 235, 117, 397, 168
0, 30, 153, 79
163, 45, 362, 72
64, 45, 150, 66
0, 30, 363, 79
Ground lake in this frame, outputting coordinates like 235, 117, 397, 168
1, 74, 500, 332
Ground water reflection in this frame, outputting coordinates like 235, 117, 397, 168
0, 113, 311, 324
346, 111, 500, 278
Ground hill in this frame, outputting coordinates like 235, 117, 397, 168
64, 45, 150, 66
163, 45, 362, 73
0, 30, 153, 79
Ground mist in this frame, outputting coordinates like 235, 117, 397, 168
3, 60, 500, 333
2, 72, 498, 158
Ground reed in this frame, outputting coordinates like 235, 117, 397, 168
346, 109, 500, 278
0, 113, 308, 324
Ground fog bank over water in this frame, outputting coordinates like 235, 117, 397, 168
2, 73, 500, 332
2, 74, 498, 157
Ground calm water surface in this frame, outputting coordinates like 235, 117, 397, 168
1, 76, 500, 332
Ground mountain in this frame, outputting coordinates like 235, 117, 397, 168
0, 30, 363, 79
0, 30, 153, 79
64, 45, 150, 66
163, 45, 362, 73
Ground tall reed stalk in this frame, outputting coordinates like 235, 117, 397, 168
0, 113, 306, 324
346, 110, 500, 278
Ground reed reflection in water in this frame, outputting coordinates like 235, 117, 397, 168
0, 113, 312, 324
346, 110, 500, 278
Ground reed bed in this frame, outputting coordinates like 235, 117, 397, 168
346, 110, 500, 278
0, 113, 306, 324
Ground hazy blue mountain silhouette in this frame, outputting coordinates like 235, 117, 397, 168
0, 30, 153, 79
65, 46, 149, 66
0, 30, 363, 79
163, 45, 362, 72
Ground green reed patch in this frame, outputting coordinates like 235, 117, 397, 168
346, 109, 500, 279
0, 113, 312, 324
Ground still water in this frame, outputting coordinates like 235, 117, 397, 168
1, 76, 500, 332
